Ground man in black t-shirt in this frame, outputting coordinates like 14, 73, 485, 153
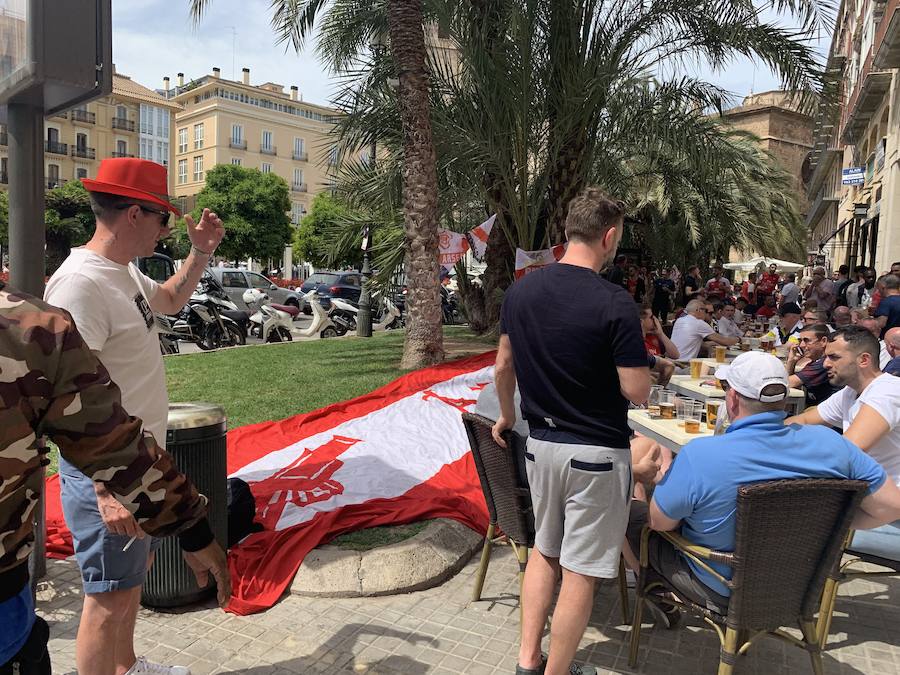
493, 188, 651, 675
787, 324, 840, 406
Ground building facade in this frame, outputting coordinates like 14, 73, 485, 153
0, 72, 180, 193
723, 90, 815, 217
807, 0, 900, 274
165, 67, 339, 225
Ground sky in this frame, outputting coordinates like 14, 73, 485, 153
113, 0, 825, 109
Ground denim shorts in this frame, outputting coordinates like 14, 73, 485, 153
59, 461, 160, 594
850, 519, 900, 562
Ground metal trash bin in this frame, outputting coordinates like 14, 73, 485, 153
142, 402, 228, 608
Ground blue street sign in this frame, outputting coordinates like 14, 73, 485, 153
842, 167, 865, 185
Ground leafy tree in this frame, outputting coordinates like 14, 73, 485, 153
41, 181, 94, 274
192, 164, 293, 263
293, 192, 353, 268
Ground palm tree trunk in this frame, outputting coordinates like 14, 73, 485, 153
390, 0, 444, 369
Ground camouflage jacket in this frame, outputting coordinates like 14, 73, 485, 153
0, 282, 210, 578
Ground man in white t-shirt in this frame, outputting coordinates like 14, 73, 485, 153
45, 158, 225, 675
787, 326, 900, 558
671, 299, 740, 360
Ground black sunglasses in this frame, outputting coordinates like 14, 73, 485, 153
116, 203, 171, 227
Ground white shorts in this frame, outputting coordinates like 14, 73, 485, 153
525, 436, 632, 578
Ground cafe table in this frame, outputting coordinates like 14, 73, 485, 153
666, 375, 806, 414
627, 409, 714, 453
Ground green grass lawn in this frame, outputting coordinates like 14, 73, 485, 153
48, 327, 494, 475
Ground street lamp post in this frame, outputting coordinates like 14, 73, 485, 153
357, 225, 373, 337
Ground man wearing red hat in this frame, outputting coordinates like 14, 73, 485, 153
45, 158, 225, 675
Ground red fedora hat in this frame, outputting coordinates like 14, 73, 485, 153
82, 158, 181, 216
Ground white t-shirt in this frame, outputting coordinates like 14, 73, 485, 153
780, 282, 800, 305
715, 316, 742, 339
45, 248, 169, 446
816, 374, 900, 486
671, 314, 715, 360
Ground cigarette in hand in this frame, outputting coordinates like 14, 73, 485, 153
122, 535, 137, 552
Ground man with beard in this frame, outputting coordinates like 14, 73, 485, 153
786, 324, 840, 406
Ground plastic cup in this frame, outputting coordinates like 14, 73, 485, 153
715, 345, 727, 363
685, 402, 703, 434
675, 397, 691, 426
707, 401, 723, 430
740, 338, 751, 352
690, 359, 704, 379
659, 391, 675, 419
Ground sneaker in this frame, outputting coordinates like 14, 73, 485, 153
515, 653, 547, 674
125, 657, 191, 675
646, 597, 682, 629
569, 663, 597, 675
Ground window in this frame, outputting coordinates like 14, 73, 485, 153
293, 137, 305, 157
232, 157, 242, 166
116, 105, 127, 120
48, 164, 60, 186
291, 202, 304, 223
76, 133, 87, 150
178, 159, 187, 184
248, 272, 272, 288
193, 123, 204, 150
160, 141, 169, 166
231, 124, 243, 144
193, 155, 204, 181
140, 138, 152, 160
156, 141, 165, 164
47, 128, 59, 143
221, 271, 248, 288
76, 167, 88, 180
116, 139, 127, 156
140, 107, 153, 134
156, 109, 167, 137
261, 162, 272, 174
178, 128, 187, 153
293, 168, 303, 185
262, 130, 273, 150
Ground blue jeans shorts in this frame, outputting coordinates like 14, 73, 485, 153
59, 461, 160, 594
850, 519, 900, 562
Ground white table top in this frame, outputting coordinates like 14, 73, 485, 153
627, 409, 713, 452
667, 375, 804, 402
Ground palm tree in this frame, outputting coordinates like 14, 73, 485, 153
190, 0, 445, 368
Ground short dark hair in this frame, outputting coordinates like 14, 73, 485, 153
799, 323, 830, 340
838, 264, 849, 275
735, 297, 747, 305
89, 190, 133, 220
828, 326, 880, 363
565, 187, 625, 243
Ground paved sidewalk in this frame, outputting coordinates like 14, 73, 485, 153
39, 545, 900, 674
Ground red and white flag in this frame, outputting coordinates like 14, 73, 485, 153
514, 243, 567, 279
45, 352, 495, 615
438, 229, 470, 272
467, 214, 496, 261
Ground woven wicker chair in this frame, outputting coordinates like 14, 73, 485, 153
462, 412, 631, 627
628, 478, 868, 675
816, 531, 900, 649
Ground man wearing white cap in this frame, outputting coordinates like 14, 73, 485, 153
626, 351, 900, 616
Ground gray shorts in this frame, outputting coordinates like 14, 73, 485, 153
525, 436, 632, 578
59, 461, 160, 594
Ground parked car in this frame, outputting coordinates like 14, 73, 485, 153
136, 252, 176, 283
208, 267, 303, 313
299, 271, 362, 314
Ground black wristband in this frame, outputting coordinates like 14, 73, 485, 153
178, 517, 215, 552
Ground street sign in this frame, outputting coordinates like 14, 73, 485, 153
0, 0, 111, 117
841, 167, 865, 185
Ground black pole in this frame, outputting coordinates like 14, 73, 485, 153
357, 225, 373, 337
9, 102, 48, 585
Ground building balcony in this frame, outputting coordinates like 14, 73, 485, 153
71, 109, 96, 124
841, 63, 893, 144
46, 178, 68, 189
229, 139, 247, 150
71, 146, 96, 160
45, 140, 68, 155
291, 182, 308, 192
260, 145, 277, 155
111, 117, 136, 132
805, 188, 840, 229
874, 0, 900, 68
53, 112, 67, 120
293, 151, 308, 161
111, 152, 135, 158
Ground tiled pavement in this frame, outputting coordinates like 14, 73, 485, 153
39, 546, 900, 674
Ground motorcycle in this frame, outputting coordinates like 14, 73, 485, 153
242, 288, 296, 342
329, 297, 359, 335
296, 289, 341, 339
158, 281, 245, 352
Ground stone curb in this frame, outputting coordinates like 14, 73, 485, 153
290, 519, 484, 598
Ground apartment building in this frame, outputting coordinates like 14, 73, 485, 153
806, 0, 900, 273
165, 67, 339, 225
0, 72, 180, 193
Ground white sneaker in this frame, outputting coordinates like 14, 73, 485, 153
125, 657, 191, 675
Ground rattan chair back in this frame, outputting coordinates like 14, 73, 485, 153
727, 478, 868, 631
462, 413, 535, 547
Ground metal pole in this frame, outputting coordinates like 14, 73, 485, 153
357, 229, 373, 337
8, 102, 48, 585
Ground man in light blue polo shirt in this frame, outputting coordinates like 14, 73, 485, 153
626, 352, 900, 614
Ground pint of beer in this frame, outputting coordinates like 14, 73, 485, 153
690, 359, 703, 379
715, 345, 727, 363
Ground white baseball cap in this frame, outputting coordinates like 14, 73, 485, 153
714, 352, 789, 403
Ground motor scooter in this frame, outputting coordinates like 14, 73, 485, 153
296, 290, 341, 338
242, 288, 296, 342
371, 293, 402, 331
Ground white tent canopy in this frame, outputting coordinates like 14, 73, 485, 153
723, 256, 804, 273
